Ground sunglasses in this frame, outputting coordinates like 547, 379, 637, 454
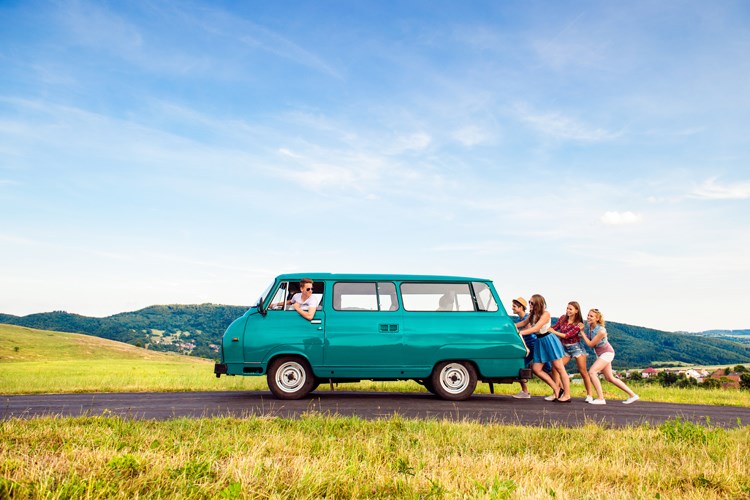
304, 287, 313, 291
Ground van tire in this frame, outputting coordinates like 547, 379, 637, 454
267, 356, 315, 400
431, 361, 477, 401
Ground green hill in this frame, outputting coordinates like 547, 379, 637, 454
0, 323, 196, 362
0, 324, 220, 395
2, 305, 750, 368
603, 322, 750, 368
0, 304, 247, 359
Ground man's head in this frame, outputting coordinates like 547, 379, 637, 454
511, 297, 527, 316
299, 278, 314, 298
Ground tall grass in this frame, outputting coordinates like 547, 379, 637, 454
1, 415, 749, 498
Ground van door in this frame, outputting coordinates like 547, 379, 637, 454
254, 281, 324, 366
322, 281, 403, 378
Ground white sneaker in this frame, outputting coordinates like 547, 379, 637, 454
512, 391, 531, 399
584, 395, 593, 403
588, 398, 606, 405
623, 394, 640, 405
544, 394, 557, 401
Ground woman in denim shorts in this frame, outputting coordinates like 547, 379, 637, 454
580, 308, 639, 405
550, 301, 594, 402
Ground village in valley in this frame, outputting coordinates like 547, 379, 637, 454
599, 365, 749, 390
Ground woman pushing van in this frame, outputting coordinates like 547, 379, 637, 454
550, 301, 595, 402
579, 308, 639, 405
516, 294, 572, 403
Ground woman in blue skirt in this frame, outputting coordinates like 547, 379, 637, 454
516, 294, 571, 402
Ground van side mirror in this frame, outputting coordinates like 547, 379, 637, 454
257, 297, 267, 316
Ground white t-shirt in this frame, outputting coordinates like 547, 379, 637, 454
290, 293, 320, 311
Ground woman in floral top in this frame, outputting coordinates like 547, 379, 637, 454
551, 301, 594, 402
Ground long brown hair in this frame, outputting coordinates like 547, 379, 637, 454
529, 294, 547, 325
565, 301, 583, 324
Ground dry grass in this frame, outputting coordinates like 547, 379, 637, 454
1, 414, 749, 499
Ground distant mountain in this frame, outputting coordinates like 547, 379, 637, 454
602, 323, 750, 368
2, 306, 750, 368
676, 329, 750, 346
693, 329, 750, 336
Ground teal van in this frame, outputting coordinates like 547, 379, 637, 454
214, 273, 530, 400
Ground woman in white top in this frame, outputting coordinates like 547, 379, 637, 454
516, 294, 571, 402
580, 308, 639, 405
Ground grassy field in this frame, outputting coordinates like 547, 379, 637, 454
3, 324, 750, 498
1, 414, 749, 498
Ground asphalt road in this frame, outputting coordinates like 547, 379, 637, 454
3, 391, 749, 428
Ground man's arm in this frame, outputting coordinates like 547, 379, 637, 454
293, 302, 316, 320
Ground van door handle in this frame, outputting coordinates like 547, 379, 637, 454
311, 319, 322, 324
378, 324, 399, 333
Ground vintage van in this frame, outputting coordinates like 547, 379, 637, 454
214, 273, 530, 400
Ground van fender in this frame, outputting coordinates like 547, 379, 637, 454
434, 344, 523, 378
262, 346, 315, 374
433, 344, 501, 377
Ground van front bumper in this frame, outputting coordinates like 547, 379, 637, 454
214, 363, 228, 377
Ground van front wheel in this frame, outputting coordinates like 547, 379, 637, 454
267, 356, 315, 400
431, 361, 477, 401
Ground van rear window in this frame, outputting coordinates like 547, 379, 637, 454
400, 283, 474, 311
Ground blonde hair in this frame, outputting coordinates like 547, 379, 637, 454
589, 308, 605, 327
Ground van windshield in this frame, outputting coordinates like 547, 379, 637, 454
255, 281, 274, 308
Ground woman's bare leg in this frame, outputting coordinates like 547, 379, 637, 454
532, 363, 557, 392
601, 363, 636, 398
551, 358, 571, 400
575, 355, 594, 396
588, 357, 608, 400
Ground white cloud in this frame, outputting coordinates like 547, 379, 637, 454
515, 104, 620, 142
600, 211, 642, 225
690, 178, 750, 200
452, 126, 491, 147
392, 132, 432, 153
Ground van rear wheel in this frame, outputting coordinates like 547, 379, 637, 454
431, 361, 477, 401
267, 356, 315, 400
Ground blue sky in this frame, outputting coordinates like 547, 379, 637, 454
1, 1, 749, 332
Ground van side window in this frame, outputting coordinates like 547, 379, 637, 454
268, 281, 324, 311
333, 282, 398, 311
400, 283, 474, 312
472, 282, 499, 312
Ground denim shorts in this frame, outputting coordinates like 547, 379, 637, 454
562, 341, 587, 358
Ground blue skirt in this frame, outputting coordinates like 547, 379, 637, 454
533, 334, 565, 364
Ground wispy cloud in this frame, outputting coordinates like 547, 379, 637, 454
530, 12, 608, 71
452, 125, 491, 147
161, 2, 342, 78
690, 177, 750, 200
515, 103, 621, 142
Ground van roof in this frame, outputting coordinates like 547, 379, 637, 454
276, 273, 490, 282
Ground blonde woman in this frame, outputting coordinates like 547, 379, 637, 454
580, 309, 639, 405
516, 294, 571, 402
